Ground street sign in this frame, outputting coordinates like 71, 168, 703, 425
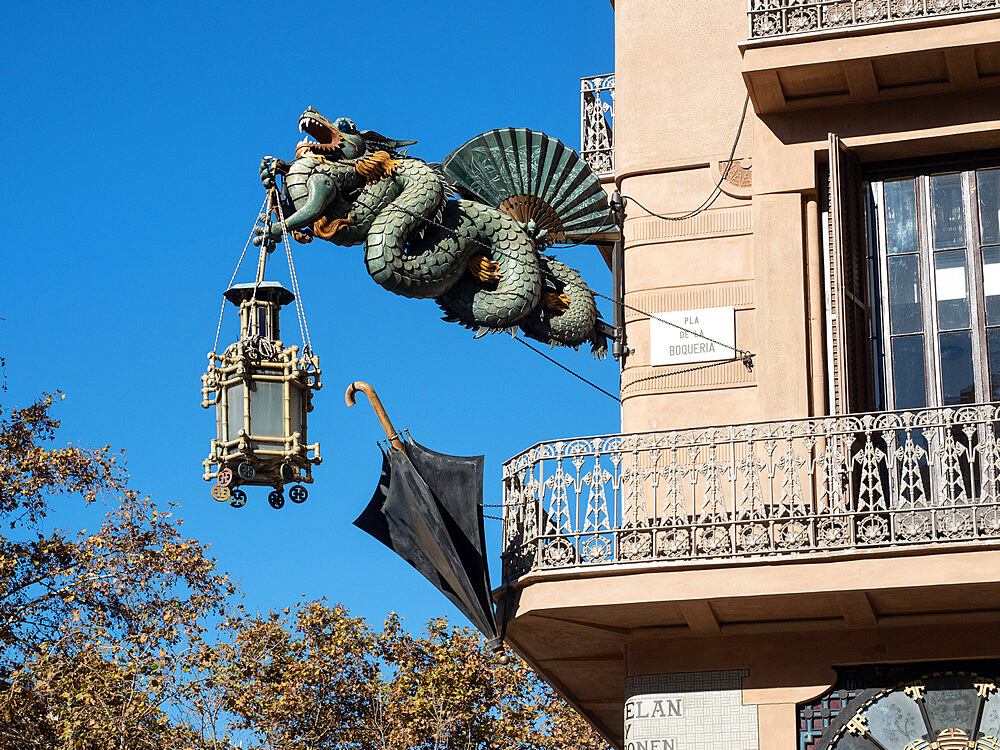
650, 306, 736, 366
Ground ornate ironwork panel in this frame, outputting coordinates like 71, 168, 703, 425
501, 404, 1000, 584
798, 661, 1000, 750
749, 0, 1000, 40
581, 74, 614, 176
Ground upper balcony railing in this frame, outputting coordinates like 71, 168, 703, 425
580, 74, 614, 176
500, 403, 1000, 584
748, 0, 1000, 40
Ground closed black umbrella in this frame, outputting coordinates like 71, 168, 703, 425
346, 382, 505, 659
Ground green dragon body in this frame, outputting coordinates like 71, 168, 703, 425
260, 109, 606, 355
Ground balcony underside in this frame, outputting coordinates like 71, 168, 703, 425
742, 16, 1000, 113
499, 545, 1000, 749
498, 403, 1000, 746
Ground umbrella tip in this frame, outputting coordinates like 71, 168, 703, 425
488, 637, 509, 664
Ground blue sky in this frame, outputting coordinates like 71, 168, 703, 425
1, 1, 616, 631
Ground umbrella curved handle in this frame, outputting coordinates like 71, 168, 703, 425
345, 381, 405, 452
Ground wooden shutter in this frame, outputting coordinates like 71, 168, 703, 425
827, 134, 875, 415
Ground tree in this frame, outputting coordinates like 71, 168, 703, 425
0, 393, 237, 749
0, 392, 608, 749
215, 602, 610, 750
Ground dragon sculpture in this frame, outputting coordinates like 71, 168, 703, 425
259, 108, 610, 355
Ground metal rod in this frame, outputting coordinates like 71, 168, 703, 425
609, 190, 628, 364
345, 381, 405, 452
254, 188, 279, 285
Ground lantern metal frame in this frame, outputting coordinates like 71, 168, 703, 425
201, 279, 322, 498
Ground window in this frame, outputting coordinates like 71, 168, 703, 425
868, 165, 1000, 409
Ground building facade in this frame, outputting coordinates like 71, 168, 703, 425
498, 2, 1000, 748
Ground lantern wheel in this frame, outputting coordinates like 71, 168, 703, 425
289, 484, 308, 504
211, 484, 231, 502
237, 461, 256, 481
229, 489, 248, 508
217, 468, 234, 487
268, 490, 285, 510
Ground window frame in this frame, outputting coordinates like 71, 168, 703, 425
865, 152, 1000, 410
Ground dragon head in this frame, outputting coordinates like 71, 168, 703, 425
296, 107, 417, 161
297, 107, 365, 159
264, 110, 420, 244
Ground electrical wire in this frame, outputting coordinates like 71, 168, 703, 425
262, 91, 753, 398
548, 226, 609, 250
313, 193, 749, 393
513, 337, 620, 403
349, 190, 752, 362
621, 92, 750, 222
622, 359, 752, 395
591, 289, 755, 365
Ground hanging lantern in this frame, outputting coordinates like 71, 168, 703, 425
201, 255, 322, 510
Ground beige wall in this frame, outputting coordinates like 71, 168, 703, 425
616, 0, 760, 432
616, 0, 1000, 434
614, 0, 751, 173
498, 4, 1000, 748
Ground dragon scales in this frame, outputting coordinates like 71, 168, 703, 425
259, 108, 608, 356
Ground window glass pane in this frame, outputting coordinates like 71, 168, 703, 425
939, 329, 976, 405
891, 335, 927, 409
978, 168, 1000, 246
225, 383, 244, 442
931, 173, 966, 249
984, 247, 1000, 326
249, 380, 284, 437
933, 249, 970, 330
989, 328, 1000, 401
257, 306, 269, 338
887, 254, 923, 334
884, 179, 917, 254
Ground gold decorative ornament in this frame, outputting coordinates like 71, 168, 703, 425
845, 714, 870, 736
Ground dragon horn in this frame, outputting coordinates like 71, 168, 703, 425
345, 381, 405, 452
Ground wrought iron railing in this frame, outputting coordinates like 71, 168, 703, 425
748, 0, 1000, 39
580, 74, 614, 176
501, 404, 1000, 583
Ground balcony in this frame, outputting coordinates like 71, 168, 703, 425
501, 403, 1000, 585
497, 405, 1000, 746
741, 3, 1000, 114
580, 74, 614, 176
748, 0, 1000, 39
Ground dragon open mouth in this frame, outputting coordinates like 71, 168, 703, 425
297, 108, 344, 155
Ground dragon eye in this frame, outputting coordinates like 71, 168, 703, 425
334, 117, 356, 133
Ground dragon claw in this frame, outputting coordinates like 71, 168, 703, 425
543, 292, 572, 313
468, 254, 501, 283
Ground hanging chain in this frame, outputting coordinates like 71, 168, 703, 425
348, 193, 751, 366
215, 174, 315, 360
212, 194, 270, 355
273, 188, 314, 357
591, 289, 756, 369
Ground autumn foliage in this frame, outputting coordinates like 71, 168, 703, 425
0, 393, 610, 750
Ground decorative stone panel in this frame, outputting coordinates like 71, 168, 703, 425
625, 670, 759, 750
625, 206, 752, 247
